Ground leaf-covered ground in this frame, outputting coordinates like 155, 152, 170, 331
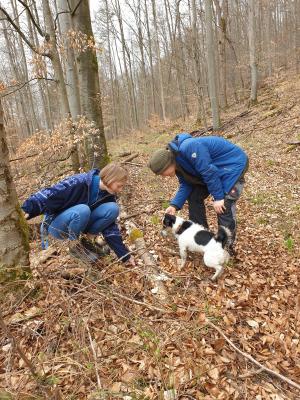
1, 72, 299, 399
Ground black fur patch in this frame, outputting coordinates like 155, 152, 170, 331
163, 214, 176, 228
215, 226, 229, 248
194, 230, 214, 246
176, 221, 193, 235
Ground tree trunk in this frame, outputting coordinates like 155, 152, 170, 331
191, 0, 207, 126
248, 0, 258, 105
0, 99, 30, 269
144, 0, 157, 115
43, 0, 80, 171
204, 0, 221, 129
71, 0, 108, 168
295, 0, 300, 73
214, 0, 228, 108
104, 0, 119, 137
151, 0, 166, 121
57, 0, 82, 120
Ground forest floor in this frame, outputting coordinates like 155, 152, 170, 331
1, 71, 299, 399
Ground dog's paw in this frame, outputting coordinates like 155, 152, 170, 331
211, 267, 224, 281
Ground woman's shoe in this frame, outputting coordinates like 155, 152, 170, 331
69, 244, 99, 264
80, 237, 111, 257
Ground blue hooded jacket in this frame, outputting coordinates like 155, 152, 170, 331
21, 169, 130, 261
168, 133, 248, 209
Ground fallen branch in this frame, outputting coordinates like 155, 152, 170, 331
207, 320, 300, 391
286, 141, 300, 146
85, 321, 102, 390
121, 153, 139, 163
191, 110, 251, 136
118, 151, 131, 157
120, 208, 155, 221
123, 161, 144, 167
126, 221, 169, 303
10, 152, 39, 162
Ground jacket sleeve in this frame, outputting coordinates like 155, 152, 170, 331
21, 195, 45, 219
101, 222, 131, 262
169, 174, 193, 210
183, 141, 225, 201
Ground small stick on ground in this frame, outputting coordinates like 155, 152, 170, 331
120, 153, 139, 163
207, 320, 300, 391
85, 321, 102, 390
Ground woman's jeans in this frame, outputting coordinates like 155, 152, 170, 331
48, 202, 119, 240
188, 178, 245, 246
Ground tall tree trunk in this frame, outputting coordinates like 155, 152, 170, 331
151, 0, 166, 121
71, 0, 108, 168
57, 0, 81, 119
191, 0, 207, 126
0, 99, 29, 268
104, 0, 119, 137
214, 0, 228, 108
144, 0, 157, 115
265, 2, 273, 77
1, 23, 31, 137
42, 0, 71, 118
295, 0, 300, 73
43, 0, 80, 171
114, 0, 139, 128
26, 11, 52, 131
204, 0, 221, 129
248, 0, 258, 105
11, 0, 40, 132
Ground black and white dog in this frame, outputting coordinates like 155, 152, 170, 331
162, 214, 230, 281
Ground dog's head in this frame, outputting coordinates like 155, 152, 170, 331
162, 213, 177, 229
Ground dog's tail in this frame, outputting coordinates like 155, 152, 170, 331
215, 226, 231, 248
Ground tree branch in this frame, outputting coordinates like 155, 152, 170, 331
0, 77, 57, 98
0, 6, 48, 56
71, 0, 84, 16
16, 0, 47, 37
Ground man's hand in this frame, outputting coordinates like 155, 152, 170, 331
165, 206, 176, 215
23, 212, 29, 220
213, 199, 226, 214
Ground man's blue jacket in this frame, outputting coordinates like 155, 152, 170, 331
168, 133, 248, 209
21, 169, 130, 261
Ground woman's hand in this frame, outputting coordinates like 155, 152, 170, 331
165, 206, 176, 215
213, 199, 226, 214
126, 256, 136, 267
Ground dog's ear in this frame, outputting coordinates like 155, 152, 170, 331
175, 220, 193, 235
163, 213, 176, 227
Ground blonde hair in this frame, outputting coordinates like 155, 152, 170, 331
100, 162, 128, 186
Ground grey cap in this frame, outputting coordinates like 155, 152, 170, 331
148, 149, 174, 174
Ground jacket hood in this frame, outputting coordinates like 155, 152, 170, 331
168, 133, 192, 153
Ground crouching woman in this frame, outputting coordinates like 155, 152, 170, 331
21, 163, 135, 265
